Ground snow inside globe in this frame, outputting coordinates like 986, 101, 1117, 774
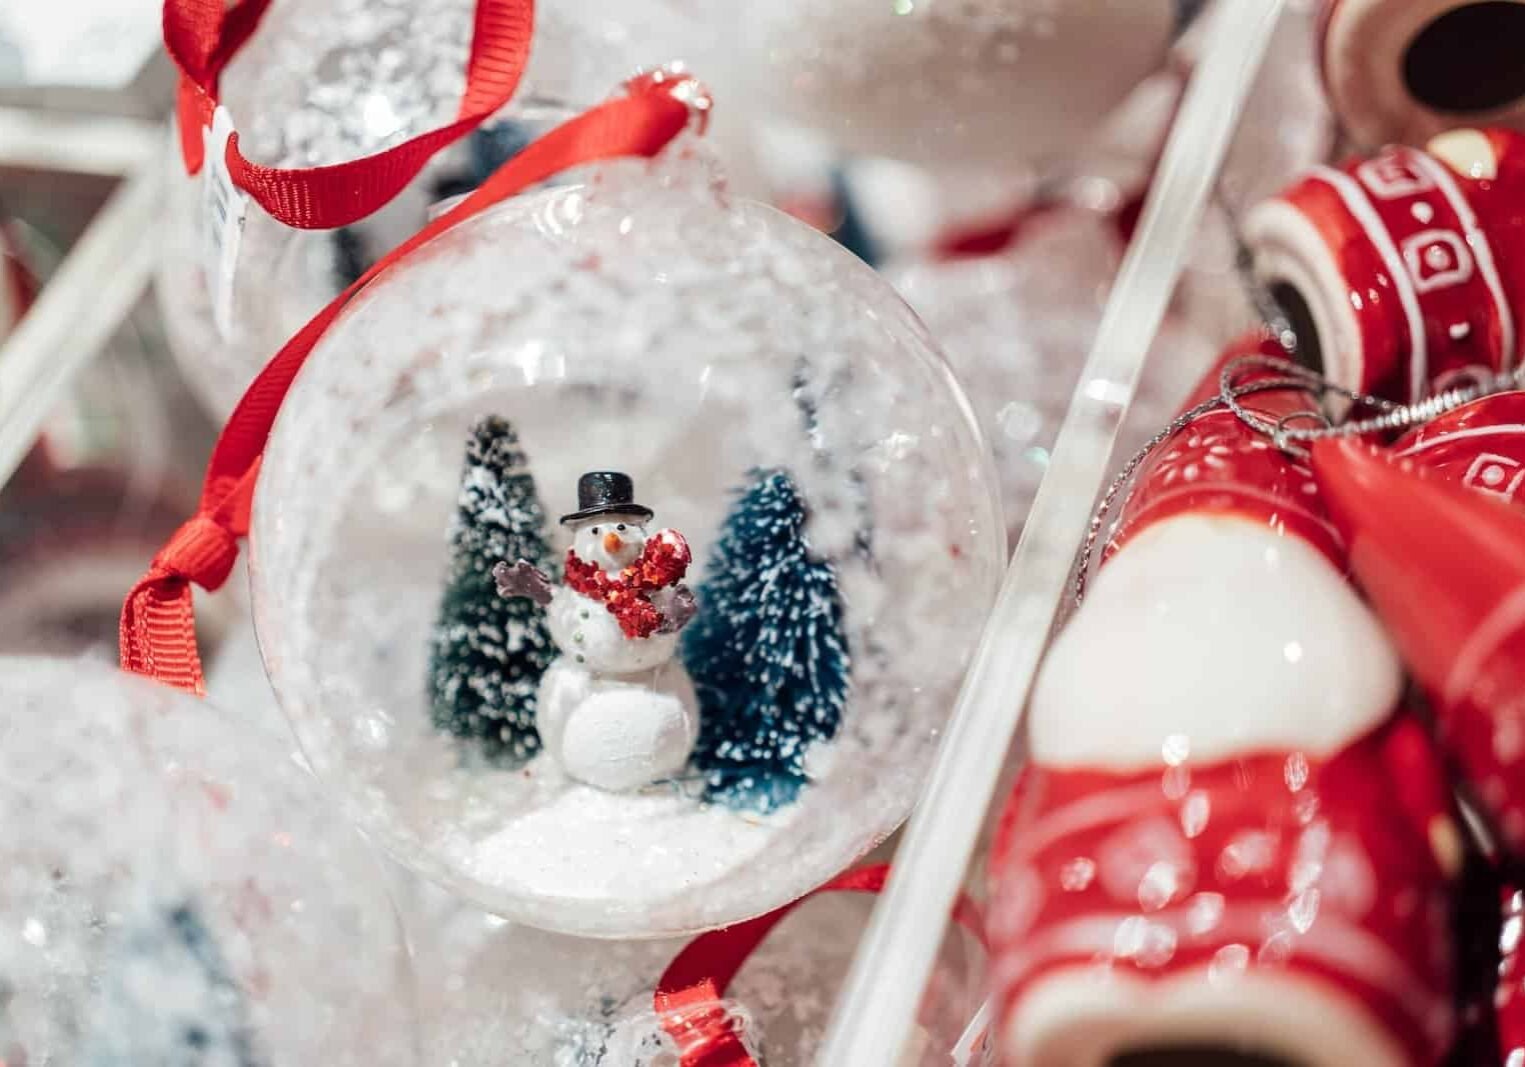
250, 138, 1006, 937
0, 656, 416, 1066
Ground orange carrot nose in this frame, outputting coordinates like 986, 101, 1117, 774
603, 532, 624, 554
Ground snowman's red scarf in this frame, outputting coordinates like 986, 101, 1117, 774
563, 529, 691, 640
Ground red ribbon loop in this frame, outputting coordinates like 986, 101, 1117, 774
165, 0, 534, 230
653, 985, 753, 1067
122, 72, 701, 694
153, 514, 241, 591
654, 864, 986, 1067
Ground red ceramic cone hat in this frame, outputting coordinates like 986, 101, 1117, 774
1313, 437, 1525, 852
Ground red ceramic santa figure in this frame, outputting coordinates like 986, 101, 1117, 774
1244, 127, 1525, 405
987, 345, 1462, 1066
1320, 1, 1525, 150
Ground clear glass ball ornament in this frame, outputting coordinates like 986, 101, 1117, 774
0, 656, 416, 1066
250, 143, 1005, 936
155, 0, 712, 419
736, 0, 1183, 177
402, 874, 986, 1065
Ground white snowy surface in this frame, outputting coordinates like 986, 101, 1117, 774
252, 155, 1004, 935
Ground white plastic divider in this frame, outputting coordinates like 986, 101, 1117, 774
817, 2, 1288, 1062
0, 156, 162, 490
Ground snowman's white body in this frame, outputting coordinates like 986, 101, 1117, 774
534, 519, 698, 792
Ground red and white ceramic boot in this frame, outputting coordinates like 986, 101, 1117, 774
987, 352, 1462, 1067
1320, 0, 1525, 150
1243, 127, 1525, 404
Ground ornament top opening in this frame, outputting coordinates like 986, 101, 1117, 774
250, 146, 1005, 937
0, 656, 415, 1067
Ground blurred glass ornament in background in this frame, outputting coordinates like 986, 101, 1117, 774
154, 0, 724, 420
888, 210, 1217, 541
0, 656, 416, 1067
883, 1, 1332, 541
737, 0, 1185, 182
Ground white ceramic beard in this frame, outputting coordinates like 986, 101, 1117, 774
1032, 514, 1402, 770
538, 516, 699, 793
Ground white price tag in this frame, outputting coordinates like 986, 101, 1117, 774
200, 106, 249, 342
950, 997, 993, 1066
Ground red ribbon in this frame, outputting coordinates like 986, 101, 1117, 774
166, 0, 535, 230
654, 864, 985, 1067
120, 72, 700, 693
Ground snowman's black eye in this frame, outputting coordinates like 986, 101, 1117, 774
617, 523, 626, 532
590, 526, 599, 535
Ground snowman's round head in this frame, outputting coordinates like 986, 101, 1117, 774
571, 514, 649, 574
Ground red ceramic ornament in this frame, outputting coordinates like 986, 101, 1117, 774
1320, 0, 1525, 150
1393, 389, 1525, 506
1311, 437, 1525, 857
988, 349, 1461, 1066
1104, 336, 1344, 567
1245, 131, 1524, 405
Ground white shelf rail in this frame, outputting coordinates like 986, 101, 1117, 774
817, 3, 1288, 1062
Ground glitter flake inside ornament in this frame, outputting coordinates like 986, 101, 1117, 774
0, 656, 416, 1067
250, 146, 1004, 936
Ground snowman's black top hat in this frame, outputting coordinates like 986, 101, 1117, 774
560, 471, 654, 526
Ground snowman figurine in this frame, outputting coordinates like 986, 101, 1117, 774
494, 472, 700, 793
